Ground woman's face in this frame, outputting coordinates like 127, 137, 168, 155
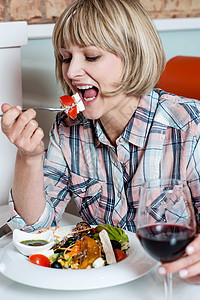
59, 44, 125, 120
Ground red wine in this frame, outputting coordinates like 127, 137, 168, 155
137, 224, 195, 263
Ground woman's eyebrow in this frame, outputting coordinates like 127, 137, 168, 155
59, 48, 70, 55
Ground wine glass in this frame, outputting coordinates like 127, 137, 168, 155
137, 179, 196, 300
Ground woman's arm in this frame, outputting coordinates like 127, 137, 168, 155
1, 103, 46, 225
12, 151, 46, 225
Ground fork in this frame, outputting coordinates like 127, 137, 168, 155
0, 102, 78, 117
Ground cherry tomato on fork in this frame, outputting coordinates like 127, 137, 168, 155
60, 95, 77, 119
28, 254, 50, 267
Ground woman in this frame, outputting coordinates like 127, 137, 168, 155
1, 0, 200, 282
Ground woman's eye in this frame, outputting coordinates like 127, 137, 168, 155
62, 57, 71, 63
61, 55, 100, 63
86, 56, 100, 62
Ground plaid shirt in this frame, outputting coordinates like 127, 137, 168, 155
9, 89, 200, 232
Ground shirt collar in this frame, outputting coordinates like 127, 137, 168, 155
93, 119, 111, 147
122, 89, 159, 147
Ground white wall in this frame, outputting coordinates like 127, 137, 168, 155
0, 22, 27, 206
159, 30, 200, 61
21, 38, 60, 147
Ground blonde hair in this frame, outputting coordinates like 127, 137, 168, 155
52, 0, 166, 97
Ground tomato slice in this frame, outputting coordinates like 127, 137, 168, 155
60, 95, 77, 119
28, 254, 50, 267
60, 95, 74, 107
67, 106, 77, 119
113, 248, 127, 262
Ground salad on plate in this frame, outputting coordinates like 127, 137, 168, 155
27, 222, 130, 270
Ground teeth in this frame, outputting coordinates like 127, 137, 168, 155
84, 97, 95, 101
75, 85, 97, 102
76, 85, 93, 90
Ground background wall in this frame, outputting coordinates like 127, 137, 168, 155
0, 0, 200, 23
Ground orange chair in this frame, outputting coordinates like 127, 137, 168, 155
157, 56, 200, 100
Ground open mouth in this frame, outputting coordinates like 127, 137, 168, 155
76, 85, 99, 102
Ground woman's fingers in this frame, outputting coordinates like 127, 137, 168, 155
19, 124, 44, 154
1, 103, 15, 113
185, 274, 200, 284
178, 235, 200, 279
1, 105, 22, 133
159, 252, 200, 274
4, 108, 36, 143
179, 261, 200, 279
185, 234, 200, 255
14, 119, 40, 149
158, 234, 200, 280
13, 117, 44, 154
19, 119, 39, 140
1, 105, 44, 156
10, 108, 36, 136
31, 127, 44, 146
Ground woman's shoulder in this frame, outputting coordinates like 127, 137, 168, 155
154, 88, 200, 132
156, 88, 200, 106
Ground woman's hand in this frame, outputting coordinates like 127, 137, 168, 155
158, 234, 200, 284
1, 103, 44, 157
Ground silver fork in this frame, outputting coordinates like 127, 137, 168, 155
0, 102, 78, 117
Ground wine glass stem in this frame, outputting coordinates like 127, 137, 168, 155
164, 273, 173, 300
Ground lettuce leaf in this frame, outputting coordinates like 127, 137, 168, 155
94, 224, 128, 243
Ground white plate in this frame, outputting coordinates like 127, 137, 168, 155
0, 225, 157, 290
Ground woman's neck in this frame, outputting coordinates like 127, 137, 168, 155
100, 95, 140, 146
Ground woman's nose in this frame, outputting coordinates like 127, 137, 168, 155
66, 57, 85, 79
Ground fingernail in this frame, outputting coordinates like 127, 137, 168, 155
186, 246, 194, 255
179, 269, 188, 278
37, 128, 43, 135
16, 105, 22, 111
158, 267, 166, 275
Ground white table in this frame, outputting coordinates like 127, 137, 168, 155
0, 205, 200, 300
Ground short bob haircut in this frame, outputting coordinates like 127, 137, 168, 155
52, 0, 166, 97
